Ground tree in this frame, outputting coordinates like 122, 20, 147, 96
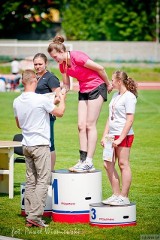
0, 0, 158, 41
0, 0, 63, 40
62, 0, 107, 40
62, 0, 158, 41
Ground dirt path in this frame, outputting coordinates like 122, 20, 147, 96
137, 82, 160, 90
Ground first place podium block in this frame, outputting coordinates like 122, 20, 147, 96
52, 169, 102, 223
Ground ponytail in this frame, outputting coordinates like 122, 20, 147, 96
114, 70, 138, 98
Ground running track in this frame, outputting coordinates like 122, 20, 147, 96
71, 82, 160, 91
0, 74, 160, 91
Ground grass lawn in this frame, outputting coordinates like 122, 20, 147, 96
0, 63, 160, 82
0, 90, 160, 240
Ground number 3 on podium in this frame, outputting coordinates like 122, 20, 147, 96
91, 208, 96, 220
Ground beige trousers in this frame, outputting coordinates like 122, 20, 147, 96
23, 145, 51, 221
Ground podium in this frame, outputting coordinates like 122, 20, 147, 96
20, 169, 137, 228
52, 169, 102, 223
90, 202, 136, 228
21, 183, 52, 217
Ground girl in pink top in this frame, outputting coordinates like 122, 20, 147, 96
48, 35, 112, 173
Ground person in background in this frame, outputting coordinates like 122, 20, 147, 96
47, 35, 113, 173
13, 69, 66, 228
0, 76, 6, 92
101, 70, 138, 206
11, 58, 21, 90
11, 58, 20, 75
33, 53, 61, 170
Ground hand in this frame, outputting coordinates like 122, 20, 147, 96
59, 91, 66, 101
112, 138, 121, 148
112, 142, 118, 148
100, 138, 105, 147
107, 84, 113, 94
61, 87, 67, 95
54, 96, 60, 105
61, 86, 69, 94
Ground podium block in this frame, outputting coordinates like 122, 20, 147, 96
20, 183, 52, 217
90, 202, 136, 228
52, 169, 102, 223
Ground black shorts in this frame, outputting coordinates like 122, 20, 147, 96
78, 83, 107, 101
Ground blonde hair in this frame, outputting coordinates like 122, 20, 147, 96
113, 70, 138, 97
22, 69, 36, 86
47, 35, 66, 53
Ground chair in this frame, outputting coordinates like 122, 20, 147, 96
13, 134, 25, 163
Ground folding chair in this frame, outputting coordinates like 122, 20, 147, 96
13, 134, 25, 163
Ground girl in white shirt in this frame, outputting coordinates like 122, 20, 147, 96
101, 70, 138, 206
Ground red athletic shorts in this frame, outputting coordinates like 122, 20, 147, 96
115, 135, 134, 147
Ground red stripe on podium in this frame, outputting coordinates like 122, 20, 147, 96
90, 222, 137, 228
52, 213, 90, 223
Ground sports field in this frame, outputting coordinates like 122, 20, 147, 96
0, 90, 159, 240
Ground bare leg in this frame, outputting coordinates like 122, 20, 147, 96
68, 102, 87, 171
104, 157, 120, 196
78, 101, 88, 152
117, 147, 132, 197
78, 96, 103, 158
86, 95, 104, 158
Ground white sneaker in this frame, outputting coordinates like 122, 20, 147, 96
109, 195, 130, 206
73, 161, 95, 173
69, 160, 83, 172
102, 194, 118, 205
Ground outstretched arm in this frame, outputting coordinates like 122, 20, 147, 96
62, 73, 70, 92
50, 90, 66, 118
